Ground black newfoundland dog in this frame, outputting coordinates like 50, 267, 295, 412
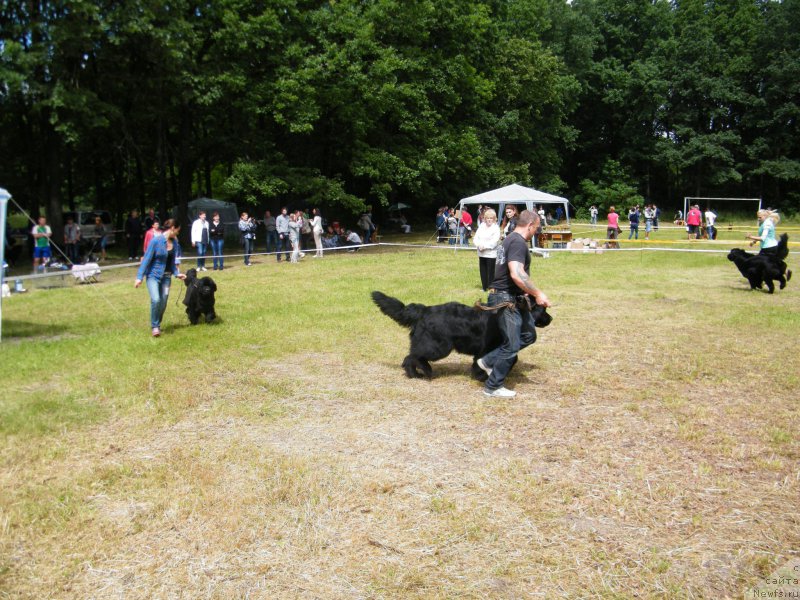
183, 268, 217, 324
371, 290, 551, 380
727, 234, 792, 294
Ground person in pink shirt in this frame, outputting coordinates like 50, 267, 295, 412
686, 204, 702, 240
606, 206, 620, 248
142, 218, 161, 257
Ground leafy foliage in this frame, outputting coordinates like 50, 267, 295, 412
1, 0, 799, 235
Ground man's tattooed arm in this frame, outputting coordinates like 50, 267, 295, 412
510, 261, 551, 307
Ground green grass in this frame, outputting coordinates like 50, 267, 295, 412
1, 231, 798, 597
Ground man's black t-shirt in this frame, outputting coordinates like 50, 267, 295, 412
491, 231, 530, 295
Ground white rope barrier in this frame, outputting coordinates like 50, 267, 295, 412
6, 238, 798, 285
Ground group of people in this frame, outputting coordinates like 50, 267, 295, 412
436, 203, 555, 251
622, 204, 659, 240
29, 214, 110, 271
260, 207, 325, 263
683, 204, 721, 240
602, 204, 661, 247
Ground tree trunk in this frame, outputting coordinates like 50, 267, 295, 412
174, 107, 194, 245
156, 118, 168, 220
42, 114, 63, 247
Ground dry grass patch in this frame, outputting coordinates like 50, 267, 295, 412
1, 247, 798, 597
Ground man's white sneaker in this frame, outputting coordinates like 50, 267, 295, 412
476, 358, 492, 377
483, 387, 516, 398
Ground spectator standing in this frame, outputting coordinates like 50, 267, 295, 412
477, 210, 551, 398
134, 219, 185, 337
295, 210, 307, 257
191, 211, 210, 271
143, 209, 157, 231
686, 205, 702, 240
436, 207, 447, 242
501, 205, 519, 238
628, 206, 640, 240
311, 208, 324, 257
358, 207, 375, 243
275, 207, 291, 262
589, 205, 598, 226
555, 205, 564, 223
64, 216, 81, 264
264, 210, 277, 255
643, 204, 656, 240
472, 208, 501, 292
459, 207, 473, 246
288, 213, 302, 263
124, 209, 142, 260
32, 216, 52, 271
238, 211, 257, 266
606, 206, 620, 249
209, 211, 225, 270
299, 209, 312, 251
653, 204, 660, 230
142, 219, 160, 256
704, 207, 717, 240
93, 216, 108, 261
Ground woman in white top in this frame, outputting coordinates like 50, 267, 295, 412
472, 208, 501, 291
310, 207, 324, 257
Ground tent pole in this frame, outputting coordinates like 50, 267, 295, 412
0, 188, 10, 343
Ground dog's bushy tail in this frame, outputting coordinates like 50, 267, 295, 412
777, 233, 789, 261
371, 291, 424, 329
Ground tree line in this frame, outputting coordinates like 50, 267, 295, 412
1, 0, 798, 239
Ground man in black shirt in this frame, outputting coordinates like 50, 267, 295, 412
124, 209, 143, 260
477, 210, 551, 398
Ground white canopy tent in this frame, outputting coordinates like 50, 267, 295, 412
458, 183, 570, 226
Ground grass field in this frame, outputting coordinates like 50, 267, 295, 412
1, 224, 798, 598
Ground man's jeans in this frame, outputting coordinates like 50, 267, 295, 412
276, 234, 290, 261
210, 239, 224, 269
242, 237, 254, 265
66, 243, 80, 264
481, 292, 537, 392
266, 230, 278, 254
628, 225, 639, 239
145, 276, 171, 328
196, 242, 207, 268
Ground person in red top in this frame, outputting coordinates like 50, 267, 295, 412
686, 204, 702, 240
459, 207, 473, 246
142, 219, 161, 256
606, 206, 620, 249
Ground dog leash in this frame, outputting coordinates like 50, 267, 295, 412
473, 300, 516, 312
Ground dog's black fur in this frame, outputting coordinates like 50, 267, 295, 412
371, 290, 551, 380
183, 268, 217, 324
727, 234, 792, 294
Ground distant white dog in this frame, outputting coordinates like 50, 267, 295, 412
1, 283, 10, 298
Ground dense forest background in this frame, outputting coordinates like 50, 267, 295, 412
1, 0, 799, 236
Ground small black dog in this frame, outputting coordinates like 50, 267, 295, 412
183, 268, 217, 324
372, 290, 551, 379
727, 234, 792, 294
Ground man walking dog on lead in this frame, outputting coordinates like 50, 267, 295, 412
477, 210, 551, 398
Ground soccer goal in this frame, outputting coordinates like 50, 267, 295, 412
683, 197, 762, 223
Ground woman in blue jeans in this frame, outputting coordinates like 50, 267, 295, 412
134, 219, 185, 337
209, 211, 225, 270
